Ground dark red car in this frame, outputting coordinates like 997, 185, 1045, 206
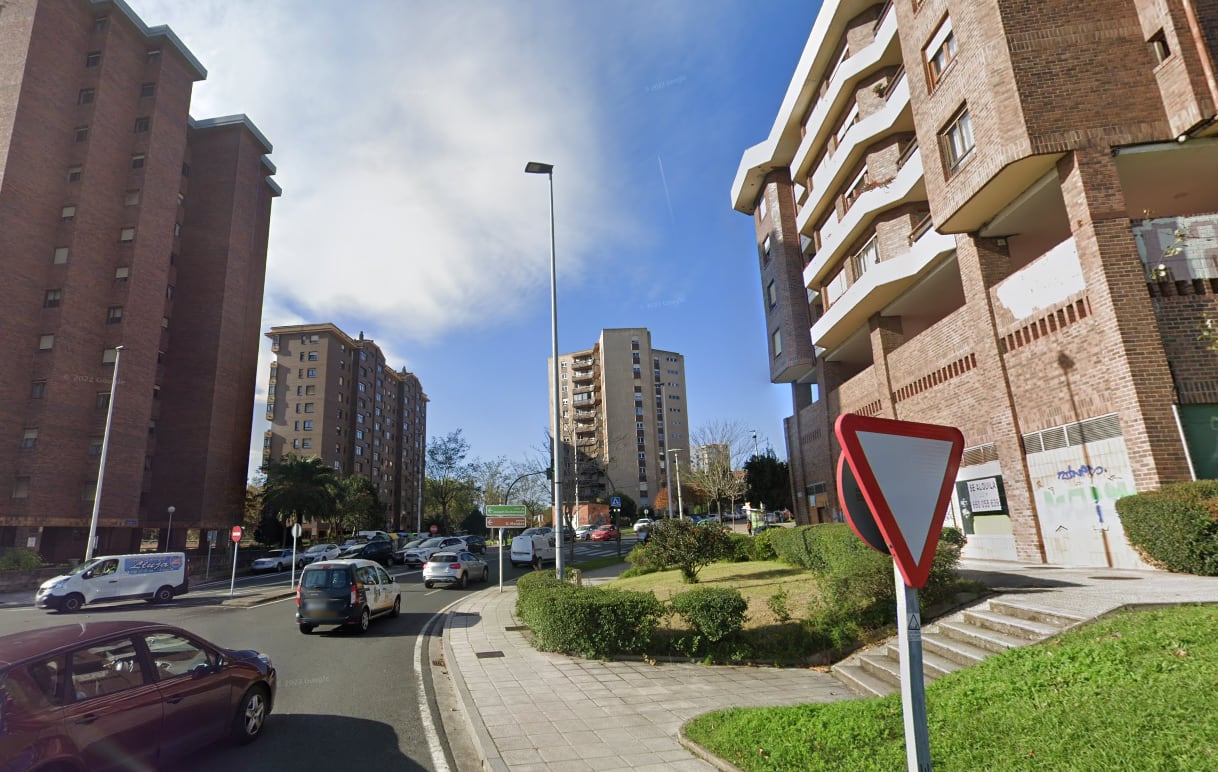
0, 620, 275, 771
589, 524, 620, 541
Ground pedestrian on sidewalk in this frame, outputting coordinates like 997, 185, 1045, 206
531, 544, 542, 572
746, 519, 753, 536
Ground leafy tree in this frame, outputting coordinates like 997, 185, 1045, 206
473, 457, 512, 510
646, 519, 733, 583
243, 484, 263, 532
426, 430, 479, 522
261, 455, 337, 537
333, 475, 386, 535
744, 451, 791, 512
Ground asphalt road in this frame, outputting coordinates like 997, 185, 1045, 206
0, 538, 629, 771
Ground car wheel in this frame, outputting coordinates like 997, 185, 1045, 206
424, 581, 433, 589
299, 623, 315, 635
153, 586, 174, 603
459, 572, 468, 590
231, 685, 270, 744
276, 562, 285, 572
61, 593, 84, 613
356, 607, 371, 634
390, 596, 401, 618
482, 567, 489, 583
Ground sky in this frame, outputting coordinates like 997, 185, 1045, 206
122, 0, 821, 479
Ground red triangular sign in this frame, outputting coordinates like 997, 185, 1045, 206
835, 414, 964, 588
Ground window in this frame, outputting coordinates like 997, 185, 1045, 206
81, 482, 96, 501
85, 51, 101, 67
114, 266, 130, 281
303, 420, 314, 430
124, 190, 140, 205
305, 385, 316, 395
131, 154, 145, 169
38, 335, 54, 351
181, 163, 190, 177
67, 166, 82, 183
119, 227, 135, 243
133, 117, 150, 133
941, 106, 975, 172
173, 222, 180, 237
1149, 30, 1172, 64
924, 16, 957, 89
306, 368, 317, 378
307, 351, 318, 361
102, 348, 119, 364
71, 638, 150, 698
757, 193, 768, 221
292, 439, 300, 449
61, 206, 76, 222
147, 49, 161, 61
43, 289, 62, 308
77, 88, 95, 104
762, 235, 772, 262
89, 438, 103, 456
304, 403, 315, 413
12, 477, 30, 499
767, 280, 778, 308
140, 82, 155, 98
30, 381, 47, 399
302, 439, 313, 449
53, 247, 69, 264
107, 306, 123, 324
75, 126, 90, 142
21, 429, 37, 449
96, 392, 110, 409
772, 329, 783, 357
95, 16, 109, 31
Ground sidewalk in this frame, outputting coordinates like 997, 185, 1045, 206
442, 559, 1218, 771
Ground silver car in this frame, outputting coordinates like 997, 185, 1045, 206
297, 543, 341, 568
422, 551, 488, 589
250, 549, 295, 573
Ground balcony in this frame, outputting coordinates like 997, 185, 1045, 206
1133, 213, 1218, 282
805, 147, 926, 289
811, 226, 957, 352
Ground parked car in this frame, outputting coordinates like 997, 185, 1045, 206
393, 538, 425, 565
250, 549, 296, 574
422, 551, 489, 589
574, 525, 594, 541
509, 530, 556, 568
589, 524, 619, 541
0, 620, 275, 768
35, 552, 189, 613
297, 543, 341, 568
338, 540, 394, 566
295, 559, 401, 634
399, 536, 467, 567
457, 534, 487, 554
632, 518, 655, 533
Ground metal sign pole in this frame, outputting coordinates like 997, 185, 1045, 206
498, 528, 504, 592
229, 541, 239, 597
895, 570, 932, 772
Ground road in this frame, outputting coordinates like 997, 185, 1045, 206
0, 537, 630, 771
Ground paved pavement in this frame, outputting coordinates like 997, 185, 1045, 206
441, 558, 1218, 771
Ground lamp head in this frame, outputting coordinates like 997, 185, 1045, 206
524, 161, 554, 175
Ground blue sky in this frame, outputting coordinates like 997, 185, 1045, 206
123, 0, 820, 477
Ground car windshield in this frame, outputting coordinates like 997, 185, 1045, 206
66, 558, 104, 576
305, 544, 329, 553
429, 552, 458, 563
402, 539, 424, 549
303, 568, 350, 589
266, 550, 289, 558
419, 538, 446, 548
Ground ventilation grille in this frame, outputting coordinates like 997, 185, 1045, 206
1022, 413, 1122, 455
960, 443, 998, 467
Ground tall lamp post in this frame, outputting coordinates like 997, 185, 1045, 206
86, 345, 124, 561
668, 448, 684, 519
165, 506, 175, 550
525, 160, 565, 580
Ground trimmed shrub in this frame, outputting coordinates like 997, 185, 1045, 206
0, 547, 44, 571
647, 519, 733, 583
514, 569, 572, 620
1115, 481, 1218, 575
625, 541, 667, 575
748, 527, 778, 561
526, 587, 663, 658
719, 533, 754, 563
670, 587, 749, 642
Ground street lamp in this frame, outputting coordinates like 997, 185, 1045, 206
525, 160, 565, 580
166, 506, 175, 550
668, 448, 684, 520
86, 345, 124, 562
751, 429, 759, 459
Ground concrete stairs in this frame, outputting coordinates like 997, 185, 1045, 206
832, 598, 1088, 698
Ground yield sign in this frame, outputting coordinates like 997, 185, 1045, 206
835, 414, 964, 588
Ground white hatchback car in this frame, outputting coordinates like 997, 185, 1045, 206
297, 543, 341, 568
423, 551, 489, 589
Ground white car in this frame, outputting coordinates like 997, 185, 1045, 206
423, 550, 489, 589
250, 549, 296, 573
399, 536, 466, 567
574, 525, 593, 541
297, 543, 341, 568
633, 518, 655, 533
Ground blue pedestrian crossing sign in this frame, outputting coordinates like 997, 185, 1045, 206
610, 496, 622, 508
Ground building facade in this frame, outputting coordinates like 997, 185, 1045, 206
0, 0, 278, 562
550, 328, 689, 513
733, 0, 1218, 567
263, 324, 428, 533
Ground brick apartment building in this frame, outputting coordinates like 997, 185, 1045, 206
263, 324, 428, 534
0, 0, 278, 562
549, 328, 689, 514
733, 0, 1218, 567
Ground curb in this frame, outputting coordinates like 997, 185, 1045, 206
678, 725, 749, 772
219, 588, 296, 608
443, 596, 509, 772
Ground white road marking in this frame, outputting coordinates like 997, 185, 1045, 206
417, 601, 466, 772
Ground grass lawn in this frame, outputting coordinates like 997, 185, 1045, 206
570, 555, 628, 572
684, 604, 1218, 771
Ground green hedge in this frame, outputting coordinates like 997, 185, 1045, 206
1115, 481, 1218, 575
0, 547, 44, 571
515, 570, 663, 658
670, 587, 749, 643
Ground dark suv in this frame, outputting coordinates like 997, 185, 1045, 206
339, 540, 393, 566
0, 621, 275, 769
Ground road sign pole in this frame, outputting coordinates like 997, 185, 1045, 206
229, 540, 239, 597
896, 571, 932, 772
498, 527, 504, 593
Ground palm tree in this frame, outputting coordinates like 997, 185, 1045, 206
261, 455, 338, 538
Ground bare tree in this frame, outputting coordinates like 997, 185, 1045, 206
691, 420, 754, 468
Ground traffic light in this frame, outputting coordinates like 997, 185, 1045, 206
545, 467, 553, 481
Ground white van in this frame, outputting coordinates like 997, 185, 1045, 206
509, 528, 556, 568
35, 552, 189, 613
